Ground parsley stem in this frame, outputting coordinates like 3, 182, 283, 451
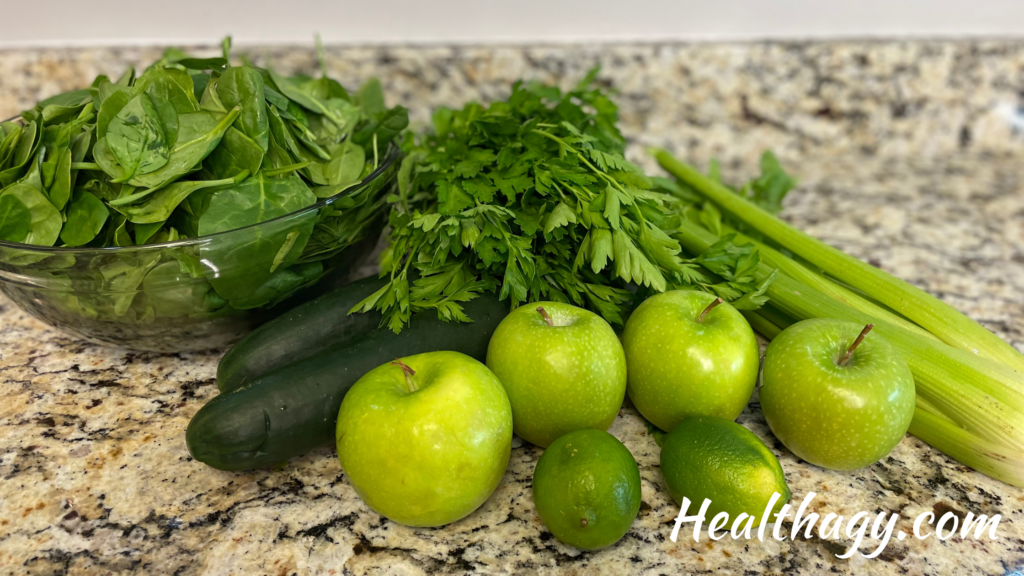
530, 128, 629, 195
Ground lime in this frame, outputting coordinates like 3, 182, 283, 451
660, 416, 790, 526
532, 429, 641, 550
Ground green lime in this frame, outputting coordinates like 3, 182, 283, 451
532, 429, 641, 550
660, 416, 790, 526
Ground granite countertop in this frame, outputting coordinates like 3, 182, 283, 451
1, 41, 1024, 575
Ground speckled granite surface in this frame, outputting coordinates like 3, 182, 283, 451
2, 41, 1024, 575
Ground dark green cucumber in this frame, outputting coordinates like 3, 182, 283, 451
216, 275, 388, 393
186, 293, 509, 471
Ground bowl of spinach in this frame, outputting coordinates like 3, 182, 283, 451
0, 42, 406, 351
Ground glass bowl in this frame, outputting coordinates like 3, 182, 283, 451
0, 145, 399, 352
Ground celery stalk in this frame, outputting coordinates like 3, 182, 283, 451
728, 229, 939, 341
655, 149, 1024, 374
909, 408, 1024, 488
752, 303, 797, 332
741, 310, 783, 340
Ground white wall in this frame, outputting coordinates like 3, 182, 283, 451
4, 0, 1024, 48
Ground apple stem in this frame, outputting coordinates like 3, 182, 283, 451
838, 324, 875, 367
390, 359, 418, 392
536, 306, 555, 327
697, 297, 724, 324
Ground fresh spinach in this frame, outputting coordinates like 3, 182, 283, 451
0, 124, 23, 169
1, 184, 61, 246
357, 78, 386, 119
0, 120, 37, 187
48, 148, 74, 211
134, 67, 201, 145
133, 221, 163, 244
198, 173, 317, 308
203, 127, 263, 179
0, 193, 31, 242
198, 173, 316, 235
105, 93, 169, 180
352, 105, 408, 148
96, 86, 132, 140
217, 66, 269, 152
122, 175, 241, 224
325, 140, 365, 188
1, 38, 404, 328
126, 108, 239, 191
60, 189, 108, 246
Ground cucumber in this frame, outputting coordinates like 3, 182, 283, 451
186, 293, 509, 471
216, 275, 388, 393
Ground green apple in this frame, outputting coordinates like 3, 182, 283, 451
622, 290, 759, 432
335, 351, 512, 527
760, 318, 915, 470
486, 301, 627, 447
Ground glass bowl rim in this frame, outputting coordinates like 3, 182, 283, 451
0, 113, 400, 254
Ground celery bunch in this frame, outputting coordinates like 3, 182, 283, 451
654, 149, 1024, 487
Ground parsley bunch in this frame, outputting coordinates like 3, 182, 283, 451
355, 71, 769, 332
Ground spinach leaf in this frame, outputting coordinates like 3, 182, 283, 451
352, 105, 409, 148
39, 103, 88, 125
0, 193, 31, 242
178, 57, 228, 72
198, 173, 317, 307
262, 85, 290, 113
232, 260, 323, 309
96, 85, 132, 140
325, 140, 365, 187
37, 88, 93, 110
266, 106, 304, 162
122, 174, 240, 224
0, 120, 38, 187
0, 183, 61, 246
200, 79, 228, 114
133, 221, 163, 244
60, 189, 108, 246
0, 124, 23, 169
134, 67, 201, 146
127, 107, 239, 191
313, 98, 361, 140
203, 127, 263, 179
115, 66, 135, 87
36, 89, 91, 125
264, 128, 295, 171
106, 93, 169, 180
357, 78, 386, 119
99, 250, 162, 315
48, 148, 73, 210
113, 217, 134, 246
217, 66, 269, 152
267, 69, 344, 126
142, 260, 220, 317
92, 137, 128, 181
199, 173, 315, 235
18, 146, 47, 194
68, 129, 92, 197
191, 73, 211, 101
288, 120, 331, 160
